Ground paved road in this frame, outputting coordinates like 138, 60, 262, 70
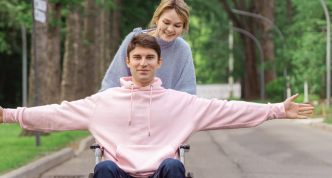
38, 120, 332, 178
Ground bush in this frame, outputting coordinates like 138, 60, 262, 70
265, 77, 284, 102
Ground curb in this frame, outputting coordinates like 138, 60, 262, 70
0, 135, 95, 178
310, 122, 332, 132
75, 135, 95, 155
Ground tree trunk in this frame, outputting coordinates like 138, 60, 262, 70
46, 3, 61, 104
60, 6, 82, 102
24, 0, 49, 136
219, 0, 260, 100
287, 0, 293, 24
111, 0, 122, 59
77, 0, 96, 99
100, 3, 112, 81
255, 0, 276, 84
94, 6, 102, 91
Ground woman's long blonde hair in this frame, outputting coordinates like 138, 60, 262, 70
148, 0, 190, 34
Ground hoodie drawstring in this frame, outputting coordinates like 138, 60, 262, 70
129, 84, 134, 125
148, 85, 153, 136
128, 83, 153, 137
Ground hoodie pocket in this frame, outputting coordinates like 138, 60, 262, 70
116, 145, 175, 174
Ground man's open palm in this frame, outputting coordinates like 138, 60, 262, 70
283, 94, 314, 119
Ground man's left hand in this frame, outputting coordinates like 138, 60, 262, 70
283, 93, 314, 119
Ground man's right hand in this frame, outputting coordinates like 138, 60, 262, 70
0, 106, 3, 123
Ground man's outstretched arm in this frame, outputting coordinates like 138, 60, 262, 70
187, 93, 314, 132
0, 94, 100, 132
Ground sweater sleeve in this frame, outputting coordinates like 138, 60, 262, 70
3, 93, 100, 133
173, 45, 197, 95
99, 32, 136, 92
187, 96, 285, 132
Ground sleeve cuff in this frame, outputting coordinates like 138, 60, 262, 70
3, 108, 24, 124
267, 103, 286, 120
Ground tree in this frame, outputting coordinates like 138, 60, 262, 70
219, 0, 260, 100
23, 0, 49, 136
46, 2, 62, 104
255, 0, 276, 84
60, 5, 82, 102
111, 0, 122, 59
76, 0, 96, 99
99, 0, 112, 86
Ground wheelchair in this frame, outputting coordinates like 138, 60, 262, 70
88, 143, 194, 178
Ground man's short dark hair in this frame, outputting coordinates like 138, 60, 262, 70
127, 34, 161, 61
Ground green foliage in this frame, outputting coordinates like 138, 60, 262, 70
0, 124, 91, 174
292, 93, 320, 103
265, 77, 284, 102
277, 0, 332, 98
120, 0, 160, 39
186, 0, 244, 84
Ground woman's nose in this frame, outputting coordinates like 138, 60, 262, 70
167, 26, 174, 32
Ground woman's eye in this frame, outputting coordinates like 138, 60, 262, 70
163, 22, 170, 25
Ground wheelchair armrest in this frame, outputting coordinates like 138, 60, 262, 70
180, 144, 190, 152
90, 143, 100, 150
90, 143, 104, 165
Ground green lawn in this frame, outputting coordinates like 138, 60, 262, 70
0, 123, 91, 175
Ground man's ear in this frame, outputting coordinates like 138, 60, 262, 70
126, 57, 130, 68
157, 58, 162, 69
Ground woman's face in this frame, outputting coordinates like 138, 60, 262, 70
155, 9, 184, 42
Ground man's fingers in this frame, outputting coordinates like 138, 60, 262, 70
299, 104, 313, 107
297, 115, 308, 119
288, 93, 299, 102
299, 107, 315, 111
299, 111, 313, 115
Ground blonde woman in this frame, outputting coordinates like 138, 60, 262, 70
100, 0, 196, 95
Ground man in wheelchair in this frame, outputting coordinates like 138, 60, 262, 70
0, 34, 314, 178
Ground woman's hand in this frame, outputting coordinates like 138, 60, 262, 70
0, 106, 3, 123
283, 93, 314, 119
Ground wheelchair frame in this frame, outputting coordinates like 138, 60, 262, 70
89, 143, 194, 178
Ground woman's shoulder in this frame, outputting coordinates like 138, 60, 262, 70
124, 28, 142, 39
173, 37, 191, 51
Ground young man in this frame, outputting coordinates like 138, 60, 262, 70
0, 34, 313, 178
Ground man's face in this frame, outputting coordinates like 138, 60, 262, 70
126, 46, 162, 87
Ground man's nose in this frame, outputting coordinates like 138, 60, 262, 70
140, 58, 147, 66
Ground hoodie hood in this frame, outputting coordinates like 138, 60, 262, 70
120, 77, 164, 91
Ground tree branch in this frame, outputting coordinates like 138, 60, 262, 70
219, 0, 242, 29
233, 0, 248, 29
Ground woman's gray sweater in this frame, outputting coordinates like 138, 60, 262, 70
100, 27, 196, 95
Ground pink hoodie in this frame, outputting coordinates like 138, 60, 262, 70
3, 77, 285, 177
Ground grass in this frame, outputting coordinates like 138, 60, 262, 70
0, 123, 91, 175
324, 118, 332, 124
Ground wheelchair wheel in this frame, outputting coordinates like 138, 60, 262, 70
88, 173, 94, 178
187, 172, 194, 178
